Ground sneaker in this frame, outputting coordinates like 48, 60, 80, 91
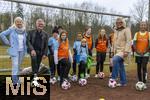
17, 83, 20, 87
71, 75, 77, 82
94, 74, 98, 78
143, 84, 147, 90
50, 77, 57, 84
31, 80, 40, 87
109, 73, 112, 78
116, 83, 127, 87
57, 76, 60, 81
68, 74, 72, 78
86, 74, 90, 79
13, 83, 20, 88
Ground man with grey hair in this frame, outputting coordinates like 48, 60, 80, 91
109, 17, 132, 87
27, 19, 49, 80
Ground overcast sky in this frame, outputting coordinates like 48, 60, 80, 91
27, 0, 137, 15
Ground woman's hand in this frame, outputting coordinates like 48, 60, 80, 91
123, 52, 128, 57
31, 50, 36, 56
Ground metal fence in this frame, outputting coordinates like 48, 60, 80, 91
0, 0, 130, 73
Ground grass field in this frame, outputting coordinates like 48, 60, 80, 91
0, 45, 8, 55
0, 45, 149, 76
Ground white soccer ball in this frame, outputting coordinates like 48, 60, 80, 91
61, 80, 71, 90
98, 72, 105, 79
79, 78, 87, 86
135, 82, 145, 91
108, 79, 117, 88
71, 75, 78, 82
50, 77, 57, 85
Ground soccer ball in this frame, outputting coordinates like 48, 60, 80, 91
135, 82, 145, 91
50, 77, 57, 85
31, 77, 40, 87
108, 79, 117, 88
71, 75, 78, 82
61, 80, 71, 90
79, 78, 87, 86
98, 72, 105, 79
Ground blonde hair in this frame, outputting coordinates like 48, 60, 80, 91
12, 17, 25, 29
98, 29, 107, 40
81, 38, 86, 42
115, 17, 126, 28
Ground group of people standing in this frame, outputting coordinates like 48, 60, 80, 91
0, 16, 149, 90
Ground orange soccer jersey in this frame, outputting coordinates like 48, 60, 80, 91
58, 39, 69, 59
96, 39, 108, 52
136, 32, 149, 53
84, 34, 93, 49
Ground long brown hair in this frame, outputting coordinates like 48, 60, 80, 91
98, 29, 107, 40
85, 26, 91, 32
59, 30, 68, 43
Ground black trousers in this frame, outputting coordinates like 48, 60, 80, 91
31, 54, 43, 75
58, 59, 71, 85
78, 61, 86, 79
48, 54, 56, 77
136, 56, 149, 83
96, 52, 106, 74
109, 52, 114, 73
72, 55, 77, 75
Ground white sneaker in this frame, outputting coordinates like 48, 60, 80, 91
71, 75, 77, 82
143, 84, 147, 89
94, 74, 98, 78
68, 74, 72, 78
17, 83, 20, 88
50, 77, 57, 84
116, 83, 127, 87
31, 80, 40, 87
57, 76, 60, 81
109, 73, 112, 78
86, 74, 90, 78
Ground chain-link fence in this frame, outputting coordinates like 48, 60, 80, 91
0, 0, 130, 74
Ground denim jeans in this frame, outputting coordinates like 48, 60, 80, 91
111, 55, 127, 85
48, 54, 56, 77
11, 51, 25, 85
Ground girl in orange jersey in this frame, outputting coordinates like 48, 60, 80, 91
54, 30, 73, 86
83, 26, 94, 78
95, 29, 108, 78
133, 21, 150, 89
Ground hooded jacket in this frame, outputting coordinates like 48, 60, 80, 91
112, 17, 132, 58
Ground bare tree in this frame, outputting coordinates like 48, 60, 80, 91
131, 0, 148, 23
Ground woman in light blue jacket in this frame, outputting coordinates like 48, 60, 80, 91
0, 17, 27, 87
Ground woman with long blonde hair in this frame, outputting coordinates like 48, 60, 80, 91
0, 17, 27, 87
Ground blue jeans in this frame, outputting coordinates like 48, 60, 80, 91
11, 51, 25, 85
111, 55, 127, 85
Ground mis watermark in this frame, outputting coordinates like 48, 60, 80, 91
0, 75, 50, 100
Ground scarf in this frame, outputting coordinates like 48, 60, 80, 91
15, 27, 25, 34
